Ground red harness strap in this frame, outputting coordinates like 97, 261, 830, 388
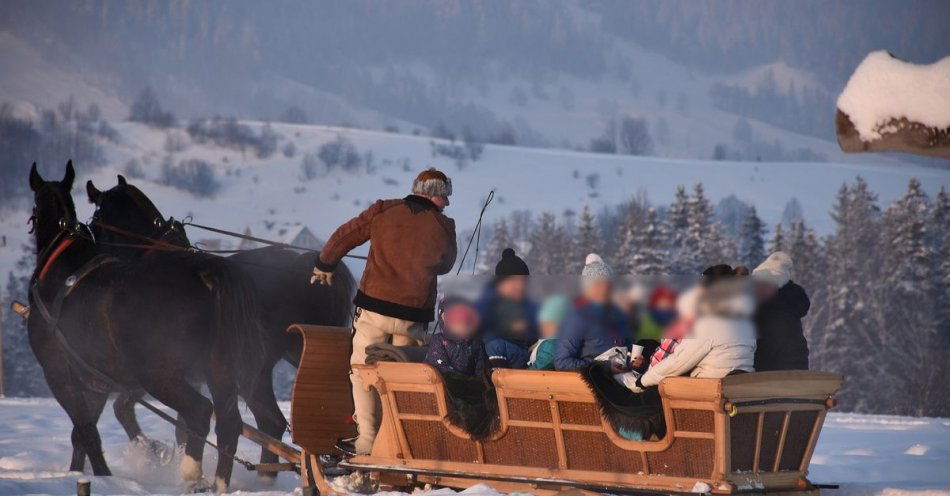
38, 237, 75, 282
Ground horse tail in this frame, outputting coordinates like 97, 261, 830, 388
203, 256, 267, 391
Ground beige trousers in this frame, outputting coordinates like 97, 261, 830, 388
350, 308, 427, 454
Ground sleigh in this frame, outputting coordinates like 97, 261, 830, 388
288, 325, 842, 495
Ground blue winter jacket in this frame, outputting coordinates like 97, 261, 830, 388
554, 298, 632, 371
425, 332, 489, 378
476, 285, 539, 369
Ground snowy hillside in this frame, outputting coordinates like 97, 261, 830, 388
1, 120, 947, 281
0, 397, 948, 496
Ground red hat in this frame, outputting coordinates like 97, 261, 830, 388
648, 287, 678, 308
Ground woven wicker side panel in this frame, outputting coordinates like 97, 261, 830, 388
482, 426, 559, 468
557, 401, 600, 425
674, 409, 714, 433
729, 412, 758, 472
646, 438, 714, 478
401, 420, 478, 463
394, 391, 438, 415
779, 410, 819, 471
562, 430, 643, 473
506, 398, 552, 422
758, 412, 786, 471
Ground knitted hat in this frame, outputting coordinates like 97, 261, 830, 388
538, 295, 570, 325
412, 167, 452, 197
752, 251, 793, 287
495, 248, 529, 277
581, 253, 614, 286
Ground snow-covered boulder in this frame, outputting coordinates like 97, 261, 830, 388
836, 51, 950, 159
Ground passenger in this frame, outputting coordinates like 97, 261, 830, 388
638, 287, 678, 341
734, 265, 751, 276
528, 294, 570, 370
554, 254, 631, 372
620, 283, 646, 341
751, 252, 810, 371
426, 298, 489, 378
616, 278, 756, 392
477, 248, 538, 369
632, 287, 700, 373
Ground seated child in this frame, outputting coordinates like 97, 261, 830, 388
528, 295, 569, 370
426, 298, 489, 378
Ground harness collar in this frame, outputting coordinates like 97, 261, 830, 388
37, 235, 75, 282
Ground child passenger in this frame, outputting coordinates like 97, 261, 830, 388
528, 295, 570, 370
426, 298, 489, 378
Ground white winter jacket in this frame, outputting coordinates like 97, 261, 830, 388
639, 282, 756, 388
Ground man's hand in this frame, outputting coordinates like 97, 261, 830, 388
631, 355, 645, 369
310, 267, 334, 285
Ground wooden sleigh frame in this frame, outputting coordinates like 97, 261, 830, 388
289, 325, 843, 495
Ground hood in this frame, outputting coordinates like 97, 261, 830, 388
776, 281, 811, 318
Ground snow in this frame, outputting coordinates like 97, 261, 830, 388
837, 51, 950, 141
0, 398, 948, 495
2, 120, 947, 285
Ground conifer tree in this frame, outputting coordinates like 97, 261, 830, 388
737, 205, 766, 267
665, 185, 691, 272
571, 205, 603, 272
629, 207, 669, 275
527, 212, 570, 275
768, 222, 785, 254
479, 218, 514, 274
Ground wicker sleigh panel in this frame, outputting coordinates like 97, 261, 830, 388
347, 363, 841, 494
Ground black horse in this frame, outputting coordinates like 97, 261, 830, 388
28, 161, 266, 492
86, 175, 356, 476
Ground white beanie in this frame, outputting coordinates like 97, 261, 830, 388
581, 253, 614, 286
752, 251, 793, 287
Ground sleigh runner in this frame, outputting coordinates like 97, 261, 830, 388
289, 324, 842, 495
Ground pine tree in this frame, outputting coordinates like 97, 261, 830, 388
629, 208, 669, 275
665, 185, 691, 273
932, 187, 950, 347
768, 223, 785, 254
571, 205, 603, 272
685, 183, 715, 271
784, 220, 823, 290
478, 218, 514, 274
613, 201, 646, 273
1, 238, 49, 397
737, 205, 766, 267
820, 177, 882, 412
878, 178, 949, 416
527, 212, 570, 275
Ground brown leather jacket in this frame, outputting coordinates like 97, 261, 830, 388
316, 195, 457, 322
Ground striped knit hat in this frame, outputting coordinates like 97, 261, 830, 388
412, 167, 453, 197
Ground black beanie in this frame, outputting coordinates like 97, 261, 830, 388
495, 248, 529, 277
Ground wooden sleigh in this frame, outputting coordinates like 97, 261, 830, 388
289, 325, 843, 495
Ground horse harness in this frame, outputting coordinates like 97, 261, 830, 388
27, 223, 259, 470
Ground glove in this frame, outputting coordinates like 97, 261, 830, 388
613, 371, 644, 393
310, 267, 334, 285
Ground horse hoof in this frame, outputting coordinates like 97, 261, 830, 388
132, 435, 176, 466
185, 476, 214, 493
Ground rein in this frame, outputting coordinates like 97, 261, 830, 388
183, 221, 369, 260
37, 237, 75, 281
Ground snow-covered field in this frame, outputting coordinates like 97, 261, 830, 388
0, 397, 947, 496
2, 120, 947, 281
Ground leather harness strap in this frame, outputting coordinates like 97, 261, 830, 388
37, 237, 75, 282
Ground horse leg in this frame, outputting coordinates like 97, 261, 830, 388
137, 378, 213, 489
208, 359, 244, 493
113, 392, 144, 441
242, 365, 287, 484
30, 336, 112, 475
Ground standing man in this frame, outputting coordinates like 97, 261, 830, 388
310, 168, 457, 456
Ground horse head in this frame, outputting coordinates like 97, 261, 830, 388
87, 175, 191, 258
29, 161, 81, 253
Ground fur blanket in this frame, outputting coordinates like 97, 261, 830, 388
579, 363, 666, 440
441, 372, 500, 440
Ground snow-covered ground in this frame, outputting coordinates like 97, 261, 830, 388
2, 120, 947, 282
0, 397, 947, 495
